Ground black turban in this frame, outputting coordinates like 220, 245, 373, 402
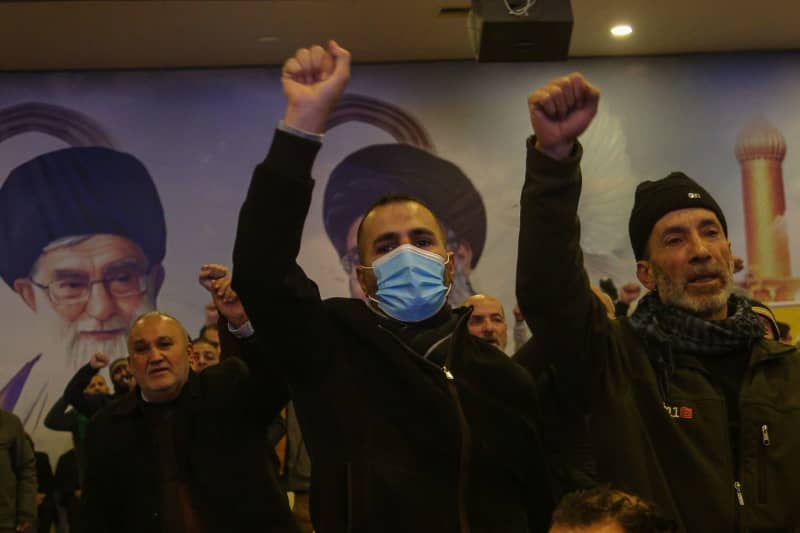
0, 146, 166, 286
323, 144, 487, 268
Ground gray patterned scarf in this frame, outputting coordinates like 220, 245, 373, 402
629, 291, 764, 398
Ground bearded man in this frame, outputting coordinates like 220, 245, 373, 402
0, 146, 165, 415
516, 73, 800, 531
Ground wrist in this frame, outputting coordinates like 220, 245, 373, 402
227, 314, 248, 329
534, 139, 575, 161
283, 104, 330, 134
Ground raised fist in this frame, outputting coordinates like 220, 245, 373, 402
199, 264, 230, 291
282, 40, 351, 134
527, 73, 600, 160
89, 352, 110, 370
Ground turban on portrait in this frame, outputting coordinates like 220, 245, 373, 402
323, 144, 487, 268
0, 146, 166, 286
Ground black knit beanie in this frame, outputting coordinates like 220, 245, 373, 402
628, 172, 727, 260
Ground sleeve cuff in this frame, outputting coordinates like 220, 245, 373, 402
228, 320, 255, 339
278, 120, 324, 143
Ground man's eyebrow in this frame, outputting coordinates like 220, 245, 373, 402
51, 269, 89, 279
372, 231, 399, 245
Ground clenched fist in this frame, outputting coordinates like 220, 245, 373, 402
528, 73, 600, 160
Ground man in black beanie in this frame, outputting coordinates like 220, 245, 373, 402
516, 73, 800, 531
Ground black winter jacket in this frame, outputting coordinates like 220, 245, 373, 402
232, 129, 554, 533
516, 138, 800, 532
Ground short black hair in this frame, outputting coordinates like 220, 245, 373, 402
355, 193, 446, 264
551, 486, 677, 533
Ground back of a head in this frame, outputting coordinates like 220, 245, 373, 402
550, 486, 677, 533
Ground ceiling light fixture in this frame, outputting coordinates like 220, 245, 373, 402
610, 24, 633, 38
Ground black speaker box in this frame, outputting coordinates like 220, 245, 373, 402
469, 0, 573, 61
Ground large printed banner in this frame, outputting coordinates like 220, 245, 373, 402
1, 53, 799, 460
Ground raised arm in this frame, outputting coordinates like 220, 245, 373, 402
63, 354, 111, 417
231, 42, 350, 384
515, 74, 611, 410
199, 264, 290, 417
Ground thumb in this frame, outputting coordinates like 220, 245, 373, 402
327, 40, 351, 82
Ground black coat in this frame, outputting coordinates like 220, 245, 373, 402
232, 129, 554, 533
516, 137, 800, 531
81, 340, 296, 533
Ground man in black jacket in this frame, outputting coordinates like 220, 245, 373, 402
516, 73, 800, 531
231, 41, 553, 533
81, 307, 296, 533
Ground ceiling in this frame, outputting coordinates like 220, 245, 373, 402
1, 0, 799, 71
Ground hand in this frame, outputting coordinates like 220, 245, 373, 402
199, 264, 248, 328
36, 493, 46, 506
199, 263, 229, 291
282, 40, 351, 133
512, 304, 524, 324
16, 522, 32, 532
528, 73, 600, 160
618, 282, 641, 305
89, 352, 110, 369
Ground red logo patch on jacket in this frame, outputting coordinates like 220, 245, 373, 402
664, 403, 694, 420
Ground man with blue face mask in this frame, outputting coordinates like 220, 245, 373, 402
231, 41, 554, 532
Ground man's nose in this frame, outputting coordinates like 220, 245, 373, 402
687, 232, 712, 262
85, 281, 117, 322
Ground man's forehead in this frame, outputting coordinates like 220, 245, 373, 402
465, 295, 504, 315
361, 201, 440, 239
129, 315, 183, 341
35, 233, 148, 274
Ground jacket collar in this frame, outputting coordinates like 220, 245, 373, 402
749, 338, 796, 368
110, 372, 196, 417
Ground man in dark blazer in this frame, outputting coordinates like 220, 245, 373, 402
81, 305, 296, 533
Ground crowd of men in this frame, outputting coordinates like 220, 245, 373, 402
3, 40, 799, 533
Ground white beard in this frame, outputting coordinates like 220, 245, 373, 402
32, 286, 157, 371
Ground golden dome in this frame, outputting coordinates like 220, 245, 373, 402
736, 116, 786, 162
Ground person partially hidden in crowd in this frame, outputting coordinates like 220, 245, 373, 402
25, 435, 55, 533
109, 357, 136, 396
44, 353, 114, 487
231, 41, 553, 532
463, 294, 509, 352
189, 336, 221, 373
54, 447, 81, 533
198, 263, 315, 533
0, 409, 36, 533
81, 309, 296, 533
517, 72, 800, 530
549, 486, 677, 533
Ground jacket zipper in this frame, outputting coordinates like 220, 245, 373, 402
758, 424, 770, 504
734, 481, 745, 506
377, 316, 473, 533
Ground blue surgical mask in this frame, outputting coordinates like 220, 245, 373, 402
361, 244, 451, 323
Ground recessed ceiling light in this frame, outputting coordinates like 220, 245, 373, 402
610, 24, 633, 38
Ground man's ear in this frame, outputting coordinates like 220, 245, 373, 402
13, 278, 37, 312
356, 267, 374, 299
445, 252, 456, 281
636, 260, 657, 291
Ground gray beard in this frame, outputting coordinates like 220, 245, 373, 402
652, 264, 733, 319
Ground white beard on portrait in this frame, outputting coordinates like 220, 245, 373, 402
32, 285, 157, 371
